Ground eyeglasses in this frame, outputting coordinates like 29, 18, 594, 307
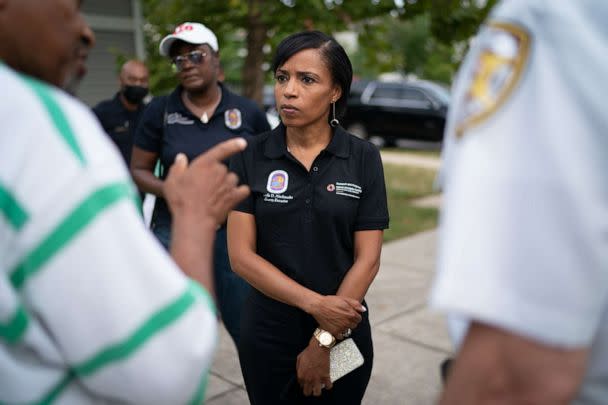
172, 50, 207, 72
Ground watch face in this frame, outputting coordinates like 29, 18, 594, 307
320, 332, 333, 346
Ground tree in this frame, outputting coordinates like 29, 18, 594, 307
351, 13, 460, 84
141, 0, 497, 102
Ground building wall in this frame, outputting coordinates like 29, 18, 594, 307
79, 0, 145, 107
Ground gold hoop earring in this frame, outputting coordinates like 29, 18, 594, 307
330, 101, 339, 127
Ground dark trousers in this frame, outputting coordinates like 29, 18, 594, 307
152, 223, 250, 346
239, 290, 373, 405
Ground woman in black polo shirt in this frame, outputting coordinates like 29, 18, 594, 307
130, 22, 270, 347
228, 31, 389, 404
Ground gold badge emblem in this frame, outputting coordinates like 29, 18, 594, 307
456, 22, 530, 137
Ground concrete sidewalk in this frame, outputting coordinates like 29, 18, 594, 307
205, 229, 451, 404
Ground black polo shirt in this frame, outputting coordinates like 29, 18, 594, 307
135, 82, 270, 226
230, 124, 389, 295
93, 93, 145, 166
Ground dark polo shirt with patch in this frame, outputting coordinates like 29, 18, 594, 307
230, 124, 389, 295
135, 82, 270, 226
93, 92, 145, 166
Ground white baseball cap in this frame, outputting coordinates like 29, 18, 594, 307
159, 22, 219, 57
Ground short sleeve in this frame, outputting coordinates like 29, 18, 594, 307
431, 5, 608, 348
355, 145, 389, 231
1, 80, 218, 403
229, 149, 254, 214
133, 96, 166, 153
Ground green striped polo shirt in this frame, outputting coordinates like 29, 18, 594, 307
0, 64, 217, 404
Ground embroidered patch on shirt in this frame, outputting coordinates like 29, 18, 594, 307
166, 112, 194, 125
225, 108, 242, 130
456, 21, 530, 138
112, 121, 129, 133
266, 170, 289, 194
335, 182, 362, 199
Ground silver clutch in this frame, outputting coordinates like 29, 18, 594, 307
330, 338, 365, 382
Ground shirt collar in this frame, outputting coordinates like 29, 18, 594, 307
325, 126, 350, 158
169, 81, 229, 116
214, 82, 231, 114
263, 124, 351, 159
263, 124, 288, 159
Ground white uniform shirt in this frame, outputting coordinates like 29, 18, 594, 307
0, 64, 217, 404
431, 1, 608, 403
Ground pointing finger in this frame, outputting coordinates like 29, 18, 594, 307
167, 153, 188, 177
195, 138, 247, 165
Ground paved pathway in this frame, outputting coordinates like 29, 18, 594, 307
205, 229, 452, 404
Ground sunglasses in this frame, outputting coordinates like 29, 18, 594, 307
172, 50, 207, 72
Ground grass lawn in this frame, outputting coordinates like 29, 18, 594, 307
383, 163, 440, 242
381, 147, 442, 159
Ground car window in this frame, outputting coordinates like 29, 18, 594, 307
419, 82, 451, 105
371, 85, 402, 101
403, 88, 429, 102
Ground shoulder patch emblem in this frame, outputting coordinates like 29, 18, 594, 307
266, 170, 289, 194
456, 21, 530, 137
225, 108, 242, 130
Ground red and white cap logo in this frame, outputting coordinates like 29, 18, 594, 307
159, 22, 219, 56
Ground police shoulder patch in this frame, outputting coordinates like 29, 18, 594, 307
456, 21, 530, 137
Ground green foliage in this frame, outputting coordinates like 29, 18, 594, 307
352, 13, 457, 84
141, 0, 400, 96
141, 0, 497, 97
425, 0, 499, 44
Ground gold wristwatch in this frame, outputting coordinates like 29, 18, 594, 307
313, 328, 336, 348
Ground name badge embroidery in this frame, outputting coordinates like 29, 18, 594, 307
225, 108, 242, 130
166, 112, 194, 125
112, 121, 129, 133
328, 182, 362, 199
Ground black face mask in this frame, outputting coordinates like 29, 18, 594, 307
122, 85, 148, 104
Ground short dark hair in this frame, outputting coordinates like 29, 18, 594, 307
272, 31, 353, 120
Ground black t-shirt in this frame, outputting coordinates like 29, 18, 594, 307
230, 124, 389, 295
93, 93, 144, 166
134, 82, 271, 226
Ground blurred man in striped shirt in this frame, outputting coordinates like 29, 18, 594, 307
0, 0, 249, 403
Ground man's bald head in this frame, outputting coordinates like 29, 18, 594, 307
118, 59, 149, 107
119, 60, 149, 87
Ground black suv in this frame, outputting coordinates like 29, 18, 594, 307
342, 79, 449, 147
